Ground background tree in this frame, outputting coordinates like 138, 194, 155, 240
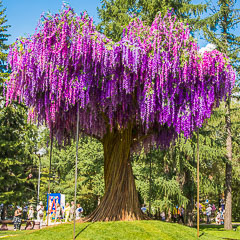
97, 0, 207, 41
0, 0, 10, 83
201, 0, 240, 229
39, 137, 105, 215
0, 0, 39, 219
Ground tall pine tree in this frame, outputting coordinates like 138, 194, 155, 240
97, 0, 207, 41
202, 0, 240, 230
0, 0, 38, 218
0, 0, 10, 84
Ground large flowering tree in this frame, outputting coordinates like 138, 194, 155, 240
6, 7, 235, 221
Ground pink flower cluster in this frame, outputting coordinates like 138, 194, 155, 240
6, 7, 235, 148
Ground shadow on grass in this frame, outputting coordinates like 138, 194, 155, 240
75, 222, 94, 239
199, 224, 240, 240
200, 224, 238, 231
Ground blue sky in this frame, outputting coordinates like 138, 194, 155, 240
3, 0, 101, 44
3, 0, 240, 47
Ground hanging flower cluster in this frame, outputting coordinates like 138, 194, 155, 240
6, 7, 235, 148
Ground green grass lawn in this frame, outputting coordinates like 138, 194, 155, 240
0, 221, 240, 240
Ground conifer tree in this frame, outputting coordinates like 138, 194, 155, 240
0, 1, 38, 217
97, 0, 207, 41
0, 0, 10, 84
202, 0, 240, 230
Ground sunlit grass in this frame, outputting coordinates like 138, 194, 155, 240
1, 221, 240, 240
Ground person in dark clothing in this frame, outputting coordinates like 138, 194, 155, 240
178, 206, 185, 224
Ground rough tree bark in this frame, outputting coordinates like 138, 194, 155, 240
86, 123, 146, 221
224, 97, 232, 230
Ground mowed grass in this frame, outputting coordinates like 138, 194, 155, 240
200, 224, 240, 239
0, 221, 240, 240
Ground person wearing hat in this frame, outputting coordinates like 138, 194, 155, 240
13, 206, 22, 231
37, 201, 44, 229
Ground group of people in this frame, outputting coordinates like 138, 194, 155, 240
12, 202, 46, 230
172, 206, 185, 224
56, 201, 83, 223
197, 199, 225, 225
141, 204, 185, 223
12, 201, 83, 231
205, 203, 225, 225
141, 200, 225, 226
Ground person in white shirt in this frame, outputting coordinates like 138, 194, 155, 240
37, 201, 44, 229
70, 201, 75, 221
28, 206, 34, 220
206, 204, 212, 224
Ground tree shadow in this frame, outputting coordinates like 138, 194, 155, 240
75, 222, 94, 239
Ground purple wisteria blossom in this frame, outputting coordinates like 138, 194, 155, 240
6, 7, 235, 149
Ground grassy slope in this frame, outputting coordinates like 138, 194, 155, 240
0, 221, 240, 240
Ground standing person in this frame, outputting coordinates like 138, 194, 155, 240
37, 201, 44, 229
70, 201, 75, 221
178, 206, 185, 224
206, 204, 212, 224
23, 206, 28, 220
220, 198, 225, 211
28, 206, 34, 220
76, 204, 83, 219
220, 208, 225, 225
54, 203, 61, 224
13, 207, 22, 231
172, 207, 177, 223
64, 203, 70, 222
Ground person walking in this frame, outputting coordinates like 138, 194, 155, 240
13, 207, 22, 231
37, 201, 44, 229
64, 203, 71, 222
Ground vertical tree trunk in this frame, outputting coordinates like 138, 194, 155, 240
224, 97, 232, 230
86, 124, 146, 221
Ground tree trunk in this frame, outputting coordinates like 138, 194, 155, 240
86, 124, 146, 221
224, 97, 232, 230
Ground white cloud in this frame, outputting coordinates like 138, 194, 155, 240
199, 43, 217, 54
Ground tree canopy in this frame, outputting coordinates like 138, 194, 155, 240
6, 6, 235, 150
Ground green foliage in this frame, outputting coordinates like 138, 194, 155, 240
133, 148, 188, 213
0, 0, 10, 83
201, 0, 240, 78
0, 0, 39, 211
0, 102, 38, 206
97, 0, 207, 41
38, 136, 104, 215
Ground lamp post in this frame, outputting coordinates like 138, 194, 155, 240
36, 148, 46, 205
